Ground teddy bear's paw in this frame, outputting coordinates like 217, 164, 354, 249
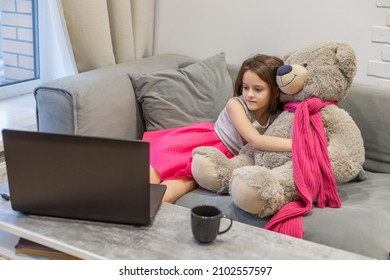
229, 166, 286, 217
192, 147, 233, 193
192, 153, 224, 193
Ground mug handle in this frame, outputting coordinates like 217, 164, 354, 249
218, 214, 233, 235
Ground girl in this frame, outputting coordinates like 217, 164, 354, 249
143, 54, 291, 203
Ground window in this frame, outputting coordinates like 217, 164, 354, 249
0, 1, 75, 100
0, 0, 39, 86
0, 0, 42, 99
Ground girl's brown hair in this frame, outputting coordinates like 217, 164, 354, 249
234, 54, 283, 115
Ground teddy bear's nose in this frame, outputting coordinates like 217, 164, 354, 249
277, 65, 293, 76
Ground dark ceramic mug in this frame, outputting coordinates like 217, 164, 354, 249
191, 205, 233, 243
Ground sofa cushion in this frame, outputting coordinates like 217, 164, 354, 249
35, 53, 197, 140
340, 84, 390, 173
128, 53, 233, 131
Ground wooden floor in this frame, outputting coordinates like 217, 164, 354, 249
0, 93, 37, 141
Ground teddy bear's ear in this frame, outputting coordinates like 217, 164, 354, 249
335, 42, 357, 80
282, 50, 297, 62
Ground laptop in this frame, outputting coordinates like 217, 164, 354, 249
2, 129, 166, 226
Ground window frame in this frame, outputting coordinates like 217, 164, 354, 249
0, 0, 48, 100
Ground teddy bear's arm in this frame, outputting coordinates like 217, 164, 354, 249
192, 146, 255, 194
322, 106, 365, 184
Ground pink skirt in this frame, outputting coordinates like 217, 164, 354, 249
142, 122, 233, 181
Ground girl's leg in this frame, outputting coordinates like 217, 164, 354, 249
149, 165, 161, 184
150, 165, 196, 203
161, 178, 197, 203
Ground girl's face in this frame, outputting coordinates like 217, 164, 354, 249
241, 70, 271, 113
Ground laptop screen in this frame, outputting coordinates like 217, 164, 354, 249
2, 129, 159, 225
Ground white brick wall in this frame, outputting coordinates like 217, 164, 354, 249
368, 61, 390, 78
369, 1, 390, 83
2, 13, 32, 27
19, 54, 33, 68
387, 10, 390, 25
382, 45, 390, 61
5, 66, 34, 80
2, 39, 33, 56
1, 26, 16, 39
371, 26, 390, 43
17, 0, 33, 13
377, 0, 390, 7
1, 0, 16, 12
3, 53, 17, 66
0, 0, 36, 83
17, 28, 33, 41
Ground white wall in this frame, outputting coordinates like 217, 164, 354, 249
154, 0, 390, 87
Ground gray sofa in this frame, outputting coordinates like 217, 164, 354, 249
34, 54, 390, 260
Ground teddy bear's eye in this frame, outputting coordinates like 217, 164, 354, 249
302, 63, 308, 68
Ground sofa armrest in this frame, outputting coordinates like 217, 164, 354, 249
35, 66, 143, 140
34, 54, 197, 140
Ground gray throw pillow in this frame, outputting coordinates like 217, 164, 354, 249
128, 53, 233, 131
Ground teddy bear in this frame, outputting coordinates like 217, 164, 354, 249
191, 41, 365, 237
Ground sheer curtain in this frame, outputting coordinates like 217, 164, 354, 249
46, 0, 77, 79
60, 0, 155, 73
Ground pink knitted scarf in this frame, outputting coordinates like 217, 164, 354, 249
264, 97, 341, 238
